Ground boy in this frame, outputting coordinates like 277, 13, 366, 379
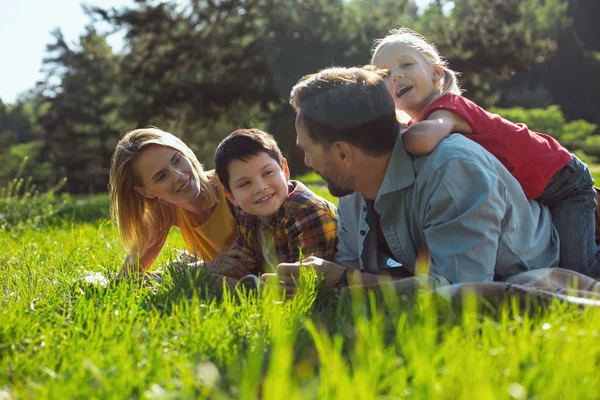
214, 128, 338, 274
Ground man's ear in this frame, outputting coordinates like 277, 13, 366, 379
332, 142, 353, 168
134, 185, 155, 199
281, 158, 290, 181
224, 189, 239, 206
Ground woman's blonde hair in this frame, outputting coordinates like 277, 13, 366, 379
371, 27, 462, 107
109, 127, 219, 258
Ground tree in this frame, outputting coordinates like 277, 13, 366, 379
498, 0, 600, 129
37, 27, 124, 193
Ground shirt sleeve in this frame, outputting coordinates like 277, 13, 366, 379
333, 196, 361, 267
288, 204, 338, 262
232, 214, 259, 274
421, 158, 506, 284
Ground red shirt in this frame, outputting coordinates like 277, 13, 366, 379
420, 94, 571, 199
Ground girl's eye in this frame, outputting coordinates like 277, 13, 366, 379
239, 182, 249, 188
264, 170, 273, 176
156, 173, 166, 182
401, 62, 413, 68
174, 155, 182, 164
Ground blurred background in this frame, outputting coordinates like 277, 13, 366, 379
1, 0, 598, 195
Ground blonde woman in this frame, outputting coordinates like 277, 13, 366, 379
109, 128, 249, 280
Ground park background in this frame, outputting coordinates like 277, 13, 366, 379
2, 0, 600, 398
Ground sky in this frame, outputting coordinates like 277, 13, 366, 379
0, 0, 432, 105
0, 0, 135, 104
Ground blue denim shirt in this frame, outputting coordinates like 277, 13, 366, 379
334, 134, 560, 285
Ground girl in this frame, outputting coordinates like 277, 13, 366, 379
109, 128, 249, 280
371, 27, 600, 278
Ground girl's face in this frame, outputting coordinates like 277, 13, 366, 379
372, 42, 442, 120
133, 145, 201, 205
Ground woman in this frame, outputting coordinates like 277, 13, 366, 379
109, 127, 249, 280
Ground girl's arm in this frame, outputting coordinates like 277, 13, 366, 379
403, 109, 473, 155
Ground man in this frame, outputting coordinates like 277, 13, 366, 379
261, 66, 569, 294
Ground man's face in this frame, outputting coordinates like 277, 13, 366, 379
295, 112, 355, 198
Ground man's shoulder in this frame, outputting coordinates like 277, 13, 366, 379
422, 134, 496, 172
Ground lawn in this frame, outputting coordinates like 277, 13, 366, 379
2, 179, 600, 399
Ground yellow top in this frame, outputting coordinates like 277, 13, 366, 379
175, 182, 238, 262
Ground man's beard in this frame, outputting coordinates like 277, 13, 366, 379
317, 168, 354, 198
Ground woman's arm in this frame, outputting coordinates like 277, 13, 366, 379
117, 204, 176, 278
403, 109, 473, 155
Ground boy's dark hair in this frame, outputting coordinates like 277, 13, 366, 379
290, 66, 399, 155
215, 128, 285, 192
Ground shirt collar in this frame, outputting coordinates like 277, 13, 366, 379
376, 132, 415, 200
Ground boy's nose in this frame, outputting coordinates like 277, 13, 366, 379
254, 180, 268, 192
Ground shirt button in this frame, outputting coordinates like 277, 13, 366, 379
360, 230, 366, 235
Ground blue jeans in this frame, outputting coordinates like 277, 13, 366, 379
538, 155, 600, 278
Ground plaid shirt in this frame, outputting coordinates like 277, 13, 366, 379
234, 180, 338, 274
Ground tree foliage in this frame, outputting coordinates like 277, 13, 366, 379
0, 0, 583, 192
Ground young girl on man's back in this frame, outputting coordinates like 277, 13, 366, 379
371, 27, 599, 278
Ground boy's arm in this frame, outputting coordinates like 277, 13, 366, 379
403, 109, 473, 155
290, 206, 338, 262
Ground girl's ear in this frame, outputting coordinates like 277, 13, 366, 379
281, 158, 290, 181
134, 185, 155, 199
224, 189, 238, 206
433, 65, 444, 84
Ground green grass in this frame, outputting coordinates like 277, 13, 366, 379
2, 182, 600, 399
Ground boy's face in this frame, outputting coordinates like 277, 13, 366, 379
224, 152, 290, 223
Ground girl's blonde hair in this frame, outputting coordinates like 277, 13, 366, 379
371, 27, 462, 107
109, 127, 219, 258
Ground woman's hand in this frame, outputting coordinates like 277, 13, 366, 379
261, 256, 347, 294
207, 248, 253, 279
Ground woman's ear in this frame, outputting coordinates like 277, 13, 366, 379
224, 189, 238, 206
134, 185, 155, 199
281, 158, 290, 181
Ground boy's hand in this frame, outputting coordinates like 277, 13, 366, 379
261, 256, 347, 293
207, 249, 253, 279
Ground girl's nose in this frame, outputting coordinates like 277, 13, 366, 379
391, 68, 403, 81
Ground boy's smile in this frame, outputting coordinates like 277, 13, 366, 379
225, 152, 290, 223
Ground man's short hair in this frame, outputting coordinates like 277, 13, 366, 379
289, 66, 399, 155
215, 128, 285, 192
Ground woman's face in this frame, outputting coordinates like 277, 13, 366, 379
133, 145, 201, 205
